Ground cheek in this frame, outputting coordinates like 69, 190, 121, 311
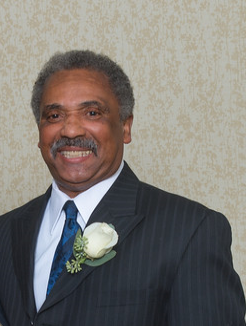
38, 125, 58, 147
38, 133, 48, 149
85, 122, 116, 142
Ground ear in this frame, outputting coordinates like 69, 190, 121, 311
123, 115, 133, 144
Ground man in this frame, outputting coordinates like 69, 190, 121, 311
0, 50, 245, 325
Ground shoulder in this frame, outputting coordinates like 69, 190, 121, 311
123, 162, 229, 230
137, 179, 208, 213
0, 187, 51, 225
137, 180, 230, 236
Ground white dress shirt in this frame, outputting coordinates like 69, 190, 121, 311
33, 161, 124, 311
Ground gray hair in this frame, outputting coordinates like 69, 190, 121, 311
31, 50, 135, 124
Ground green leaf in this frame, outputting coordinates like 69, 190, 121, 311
76, 228, 82, 238
108, 223, 115, 230
73, 229, 87, 257
84, 250, 117, 267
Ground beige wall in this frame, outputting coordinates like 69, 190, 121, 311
1, 0, 245, 293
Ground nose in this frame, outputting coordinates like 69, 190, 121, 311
60, 113, 86, 139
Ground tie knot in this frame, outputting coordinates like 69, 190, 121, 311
63, 200, 78, 220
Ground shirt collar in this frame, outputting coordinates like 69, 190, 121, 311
48, 161, 124, 233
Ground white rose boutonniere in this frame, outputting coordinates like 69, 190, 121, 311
66, 222, 118, 274
83, 222, 118, 259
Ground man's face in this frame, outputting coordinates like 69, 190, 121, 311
38, 69, 133, 197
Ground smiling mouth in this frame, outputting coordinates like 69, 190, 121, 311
51, 138, 98, 159
60, 150, 93, 158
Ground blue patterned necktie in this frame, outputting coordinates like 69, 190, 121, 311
46, 200, 80, 296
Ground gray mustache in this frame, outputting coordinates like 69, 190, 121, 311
51, 137, 98, 158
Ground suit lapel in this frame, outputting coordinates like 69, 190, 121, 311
11, 188, 51, 319
41, 163, 145, 311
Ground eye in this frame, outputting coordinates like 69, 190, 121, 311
85, 108, 101, 119
89, 110, 98, 116
40, 104, 64, 123
45, 112, 63, 123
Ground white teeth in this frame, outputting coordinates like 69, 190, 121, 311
61, 150, 92, 158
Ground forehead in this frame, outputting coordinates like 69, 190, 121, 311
42, 69, 116, 101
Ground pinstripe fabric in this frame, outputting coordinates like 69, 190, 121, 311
0, 302, 8, 326
0, 163, 245, 326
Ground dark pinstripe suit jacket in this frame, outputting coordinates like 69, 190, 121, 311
0, 163, 245, 325
0, 302, 8, 326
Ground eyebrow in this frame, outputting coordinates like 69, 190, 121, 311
42, 103, 62, 111
42, 101, 109, 112
79, 101, 110, 112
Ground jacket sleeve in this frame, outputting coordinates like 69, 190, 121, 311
168, 211, 246, 325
